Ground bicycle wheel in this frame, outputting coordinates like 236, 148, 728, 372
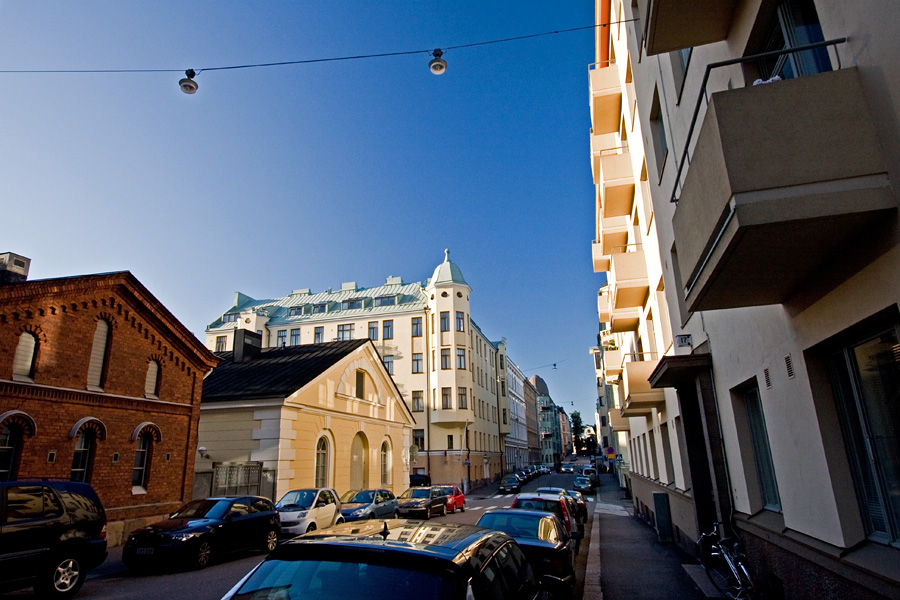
703, 552, 755, 600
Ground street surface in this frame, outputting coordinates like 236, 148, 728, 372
2, 466, 592, 600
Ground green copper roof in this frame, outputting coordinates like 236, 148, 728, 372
430, 249, 469, 287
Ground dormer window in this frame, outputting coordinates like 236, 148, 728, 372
374, 296, 396, 307
222, 313, 239, 323
342, 298, 363, 310
288, 307, 303, 316
312, 304, 327, 314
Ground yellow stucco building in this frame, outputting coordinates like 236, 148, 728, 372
193, 333, 414, 502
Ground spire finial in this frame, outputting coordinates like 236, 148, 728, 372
444, 248, 450, 262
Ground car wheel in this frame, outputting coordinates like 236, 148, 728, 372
460, 501, 465, 512
425, 506, 432, 519
393, 510, 400, 518
335, 517, 345, 525
442, 504, 447, 516
194, 539, 213, 570
34, 554, 85, 598
306, 523, 316, 533
262, 529, 278, 553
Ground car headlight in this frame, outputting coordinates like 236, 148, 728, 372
291, 511, 308, 518
351, 508, 367, 516
168, 532, 198, 541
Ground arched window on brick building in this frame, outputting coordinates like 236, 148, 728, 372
12, 331, 38, 382
0, 410, 36, 482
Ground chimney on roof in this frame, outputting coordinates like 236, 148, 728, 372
233, 329, 262, 364
0, 253, 31, 285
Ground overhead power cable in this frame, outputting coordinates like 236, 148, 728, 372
0, 18, 638, 75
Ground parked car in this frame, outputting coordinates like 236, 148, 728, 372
397, 486, 447, 519
534, 487, 587, 522
409, 473, 431, 487
510, 493, 583, 552
498, 474, 522, 494
339, 489, 399, 521
0, 480, 108, 598
573, 476, 594, 494
276, 488, 342, 536
476, 509, 576, 599
123, 496, 279, 570
439, 484, 466, 513
582, 467, 598, 484
221, 519, 543, 600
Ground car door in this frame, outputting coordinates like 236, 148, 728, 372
315, 490, 338, 527
0, 485, 65, 584
224, 498, 254, 553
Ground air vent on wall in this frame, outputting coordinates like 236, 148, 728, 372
785, 354, 795, 379
764, 368, 772, 389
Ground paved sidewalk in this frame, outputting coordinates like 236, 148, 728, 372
583, 473, 711, 600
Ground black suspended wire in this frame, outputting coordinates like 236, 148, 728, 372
0, 18, 638, 75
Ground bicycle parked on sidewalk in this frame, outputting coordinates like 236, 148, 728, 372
698, 522, 757, 599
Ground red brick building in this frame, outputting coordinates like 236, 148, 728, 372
0, 253, 218, 544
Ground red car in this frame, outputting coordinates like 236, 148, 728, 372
438, 484, 466, 513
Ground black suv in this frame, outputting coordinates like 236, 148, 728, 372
0, 480, 108, 598
222, 519, 544, 600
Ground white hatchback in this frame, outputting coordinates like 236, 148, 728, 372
276, 488, 343, 537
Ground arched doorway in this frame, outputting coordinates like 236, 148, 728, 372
350, 432, 369, 490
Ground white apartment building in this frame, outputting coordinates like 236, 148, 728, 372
593, 0, 900, 597
505, 358, 529, 471
205, 251, 505, 490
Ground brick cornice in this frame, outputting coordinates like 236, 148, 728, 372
0, 380, 194, 415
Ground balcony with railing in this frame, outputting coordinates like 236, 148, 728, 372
635, 0, 738, 56
670, 41, 895, 312
589, 61, 622, 135
620, 353, 665, 416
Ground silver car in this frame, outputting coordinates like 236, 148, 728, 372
276, 488, 342, 536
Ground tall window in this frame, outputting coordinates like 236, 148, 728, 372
315, 437, 329, 487
413, 429, 425, 450
442, 387, 452, 409
144, 360, 161, 398
649, 88, 668, 178
290, 329, 300, 346
383, 320, 394, 340
743, 386, 781, 511
70, 430, 96, 483
457, 349, 466, 369
456, 311, 465, 332
86, 319, 111, 389
276, 330, 287, 347
447, 435, 454, 450
458, 387, 468, 410
441, 349, 450, 370
383, 355, 394, 375
314, 327, 324, 343
356, 370, 365, 399
380, 442, 390, 484
440, 312, 450, 332
411, 317, 423, 337
412, 391, 424, 412
368, 322, 378, 340
338, 324, 354, 341
12, 332, 38, 381
756, 0, 830, 81
132, 432, 153, 491
0, 424, 23, 482
215, 336, 226, 352
412, 353, 423, 374
830, 321, 900, 543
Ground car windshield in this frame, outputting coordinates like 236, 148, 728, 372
170, 499, 232, 520
502, 476, 518, 483
342, 490, 375, 504
440, 487, 454, 496
277, 490, 318, 510
514, 499, 563, 519
232, 558, 456, 600
575, 477, 590, 484
400, 488, 431, 499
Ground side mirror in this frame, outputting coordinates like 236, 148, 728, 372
316, 500, 327, 508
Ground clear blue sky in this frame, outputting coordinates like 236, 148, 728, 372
1, 2, 603, 424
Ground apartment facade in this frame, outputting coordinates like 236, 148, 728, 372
505, 357, 528, 471
592, 0, 900, 597
205, 251, 504, 491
